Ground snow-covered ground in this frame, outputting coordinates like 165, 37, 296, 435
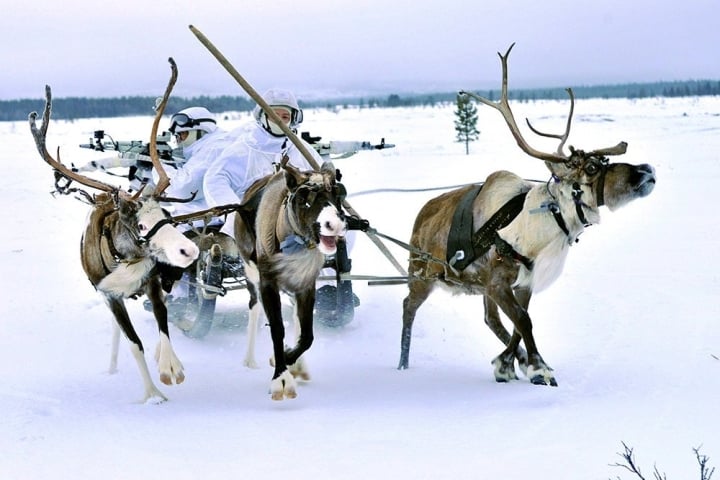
1, 96, 718, 479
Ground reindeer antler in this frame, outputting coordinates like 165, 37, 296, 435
148, 57, 178, 198
524, 87, 575, 157
460, 43, 568, 164
29, 59, 181, 203
29, 86, 126, 196
460, 43, 628, 163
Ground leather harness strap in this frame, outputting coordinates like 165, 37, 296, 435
447, 187, 530, 271
446, 185, 484, 270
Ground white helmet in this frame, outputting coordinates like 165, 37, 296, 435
169, 107, 218, 135
253, 88, 304, 136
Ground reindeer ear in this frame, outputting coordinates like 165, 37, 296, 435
320, 161, 335, 176
118, 197, 138, 220
284, 168, 303, 191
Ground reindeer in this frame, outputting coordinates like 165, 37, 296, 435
28, 60, 200, 402
234, 159, 347, 400
398, 44, 656, 386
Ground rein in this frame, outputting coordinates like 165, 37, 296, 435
140, 216, 174, 244
363, 227, 455, 274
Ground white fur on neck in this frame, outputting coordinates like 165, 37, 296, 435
271, 248, 325, 292
97, 257, 155, 297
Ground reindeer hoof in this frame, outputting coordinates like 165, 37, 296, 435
243, 358, 259, 369
492, 354, 519, 382
159, 370, 185, 386
289, 357, 311, 381
529, 374, 558, 387
270, 370, 297, 401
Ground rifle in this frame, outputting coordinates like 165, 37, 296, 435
74, 128, 396, 190
301, 131, 395, 159
76, 129, 182, 190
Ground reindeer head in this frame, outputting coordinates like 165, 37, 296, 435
117, 197, 199, 268
461, 43, 656, 214
282, 160, 347, 255
29, 58, 200, 270
546, 146, 656, 212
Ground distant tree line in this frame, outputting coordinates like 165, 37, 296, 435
2, 79, 718, 122
0, 95, 255, 122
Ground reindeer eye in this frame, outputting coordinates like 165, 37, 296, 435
585, 163, 600, 175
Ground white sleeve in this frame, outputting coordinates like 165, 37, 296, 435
164, 157, 205, 199
203, 142, 251, 207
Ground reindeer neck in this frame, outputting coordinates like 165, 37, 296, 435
542, 180, 600, 243
103, 213, 146, 266
276, 198, 316, 254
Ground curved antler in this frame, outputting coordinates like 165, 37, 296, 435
524, 87, 575, 157
461, 44, 629, 163
29, 86, 125, 195
148, 57, 178, 198
588, 141, 628, 157
460, 43, 569, 164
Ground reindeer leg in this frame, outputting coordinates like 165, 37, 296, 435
399, 277, 434, 370
261, 282, 296, 400
484, 296, 518, 382
146, 277, 185, 386
108, 320, 120, 374
511, 288, 531, 376
288, 296, 311, 381
484, 293, 529, 378
486, 261, 556, 387
243, 281, 261, 369
105, 295, 167, 403
285, 289, 315, 381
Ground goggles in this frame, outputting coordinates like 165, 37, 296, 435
169, 113, 216, 134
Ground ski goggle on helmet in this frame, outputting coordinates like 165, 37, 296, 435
253, 88, 304, 136
168, 107, 217, 135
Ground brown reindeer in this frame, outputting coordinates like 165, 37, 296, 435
28, 60, 200, 402
234, 159, 347, 400
398, 44, 656, 386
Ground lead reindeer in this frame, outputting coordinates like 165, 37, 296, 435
234, 158, 347, 400
29, 59, 200, 402
398, 44, 656, 386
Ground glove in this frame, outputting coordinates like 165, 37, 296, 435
345, 215, 370, 232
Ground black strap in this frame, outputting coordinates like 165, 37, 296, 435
495, 234, 534, 270
141, 217, 174, 243
446, 190, 530, 271
446, 185, 484, 270
471, 191, 529, 255
550, 204, 570, 237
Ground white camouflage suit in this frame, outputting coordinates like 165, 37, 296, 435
203, 120, 319, 237
162, 128, 236, 221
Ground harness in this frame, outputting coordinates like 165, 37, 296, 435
98, 206, 174, 275
447, 186, 531, 271
533, 164, 608, 243
445, 162, 609, 272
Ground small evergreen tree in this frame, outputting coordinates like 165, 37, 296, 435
454, 94, 480, 155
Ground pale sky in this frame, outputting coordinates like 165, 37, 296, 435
2, 0, 717, 101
